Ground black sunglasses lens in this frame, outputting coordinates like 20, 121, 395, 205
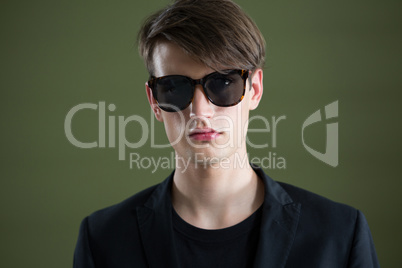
154, 76, 193, 112
204, 71, 245, 106
151, 70, 247, 112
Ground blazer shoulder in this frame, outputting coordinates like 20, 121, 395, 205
277, 181, 357, 221
275, 182, 379, 267
75, 183, 165, 266
85, 183, 160, 233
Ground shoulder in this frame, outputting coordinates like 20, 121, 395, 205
85, 183, 159, 235
278, 181, 357, 217
256, 164, 358, 222
277, 181, 359, 238
75, 182, 166, 265
272, 182, 379, 267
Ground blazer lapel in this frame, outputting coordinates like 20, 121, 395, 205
253, 167, 301, 268
136, 172, 179, 268
136, 167, 300, 268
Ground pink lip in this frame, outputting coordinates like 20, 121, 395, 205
189, 129, 220, 141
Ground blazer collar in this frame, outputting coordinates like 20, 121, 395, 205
136, 172, 178, 268
252, 166, 301, 268
137, 166, 301, 268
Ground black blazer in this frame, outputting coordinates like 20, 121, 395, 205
74, 167, 379, 267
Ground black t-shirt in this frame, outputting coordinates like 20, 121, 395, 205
172, 206, 263, 268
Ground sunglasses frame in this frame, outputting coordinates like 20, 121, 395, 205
147, 69, 249, 112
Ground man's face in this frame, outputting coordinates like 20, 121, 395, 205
146, 41, 263, 165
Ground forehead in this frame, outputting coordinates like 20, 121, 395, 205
152, 41, 215, 79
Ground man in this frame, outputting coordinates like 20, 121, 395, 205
74, 0, 379, 267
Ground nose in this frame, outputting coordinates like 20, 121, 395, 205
189, 85, 214, 118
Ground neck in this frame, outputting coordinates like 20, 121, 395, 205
172, 152, 265, 229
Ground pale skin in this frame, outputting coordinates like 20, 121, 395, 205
146, 41, 265, 230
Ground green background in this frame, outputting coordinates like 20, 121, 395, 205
1, 0, 401, 267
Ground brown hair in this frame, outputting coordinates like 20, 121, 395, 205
137, 0, 266, 75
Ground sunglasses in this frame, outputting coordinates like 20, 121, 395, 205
147, 69, 249, 112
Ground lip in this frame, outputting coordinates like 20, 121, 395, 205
188, 128, 220, 141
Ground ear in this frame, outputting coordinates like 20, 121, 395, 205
145, 82, 164, 122
248, 68, 263, 110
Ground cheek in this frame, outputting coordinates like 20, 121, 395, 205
162, 114, 187, 143
222, 105, 249, 130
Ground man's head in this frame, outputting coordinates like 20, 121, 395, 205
138, 0, 266, 165
138, 0, 265, 75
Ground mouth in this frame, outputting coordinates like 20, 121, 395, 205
188, 128, 221, 141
